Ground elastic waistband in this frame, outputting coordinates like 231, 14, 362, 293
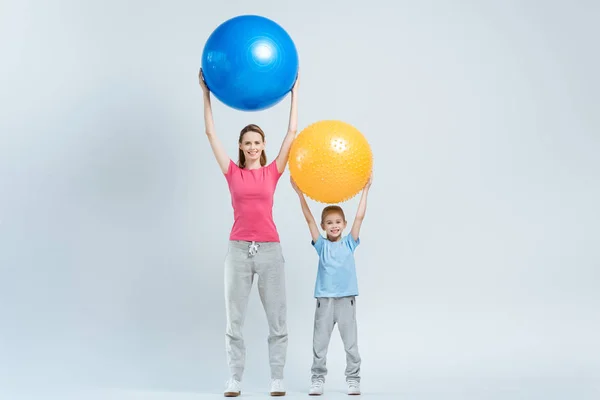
228, 240, 281, 250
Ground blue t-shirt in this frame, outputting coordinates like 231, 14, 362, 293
311, 234, 360, 298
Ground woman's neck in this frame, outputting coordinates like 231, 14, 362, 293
244, 159, 262, 170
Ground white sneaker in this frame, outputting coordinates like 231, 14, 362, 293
309, 379, 324, 396
347, 379, 361, 395
270, 378, 286, 396
224, 378, 241, 397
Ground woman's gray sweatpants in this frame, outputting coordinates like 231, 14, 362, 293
224, 240, 287, 382
311, 296, 361, 383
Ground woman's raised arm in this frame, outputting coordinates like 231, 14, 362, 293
275, 73, 300, 173
199, 69, 230, 174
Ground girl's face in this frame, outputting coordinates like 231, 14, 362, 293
239, 131, 265, 163
322, 212, 346, 241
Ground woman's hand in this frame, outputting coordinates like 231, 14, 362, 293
198, 68, 210, 94
291, 70, 300, 94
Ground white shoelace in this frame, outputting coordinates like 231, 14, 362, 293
248, 241, 260, 256
225, 378, 240, 388
271, 379, 284, 390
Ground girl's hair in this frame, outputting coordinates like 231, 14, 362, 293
238, 124, 267, 168
321, 205, 346, 224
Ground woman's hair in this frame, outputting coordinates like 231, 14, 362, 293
321, 205, 346, 224
238, 124, 267, 168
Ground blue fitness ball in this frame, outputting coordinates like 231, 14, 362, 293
201, 15, 299, 111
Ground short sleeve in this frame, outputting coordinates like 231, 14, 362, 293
344, 234, 360, 252
312, 235, 325, 254
224, 159, 237, 182
267, 159, 283, 181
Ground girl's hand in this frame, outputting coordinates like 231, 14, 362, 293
364, 172, 373, 189
290, 176, 302, 193
198, 68, 209, 93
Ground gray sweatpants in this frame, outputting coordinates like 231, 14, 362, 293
311, 296, 361, 383
224, 240, 287, 382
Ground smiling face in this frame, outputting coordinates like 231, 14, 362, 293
321, 208, 347, 241
237, 124, 267, 168
239, 130, 265, 164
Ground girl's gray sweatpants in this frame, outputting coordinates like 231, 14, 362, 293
311, 296, 361, 383
224, 240, 287, 382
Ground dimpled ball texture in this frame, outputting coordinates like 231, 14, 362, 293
289, 120, 373, 204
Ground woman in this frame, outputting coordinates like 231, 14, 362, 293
198, 69, 299, 397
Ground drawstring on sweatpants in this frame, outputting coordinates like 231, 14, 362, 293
248, 241, 260, 256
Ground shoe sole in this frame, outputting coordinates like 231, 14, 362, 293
270, 391, 286, 396
224, 391, 240, 397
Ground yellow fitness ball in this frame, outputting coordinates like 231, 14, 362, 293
289, 120, 373, 204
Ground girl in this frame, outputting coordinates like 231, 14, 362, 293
291, 175, 372, 396
199, 69, 299, 397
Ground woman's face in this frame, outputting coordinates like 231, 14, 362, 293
239, 130, 265, 163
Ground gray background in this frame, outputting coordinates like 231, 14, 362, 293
1, 0, 599, 398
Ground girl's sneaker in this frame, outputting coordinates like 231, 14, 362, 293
309, 379, 324, 396
347, 379, 361, 395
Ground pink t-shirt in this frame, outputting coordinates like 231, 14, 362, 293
224, 159, 283, 242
